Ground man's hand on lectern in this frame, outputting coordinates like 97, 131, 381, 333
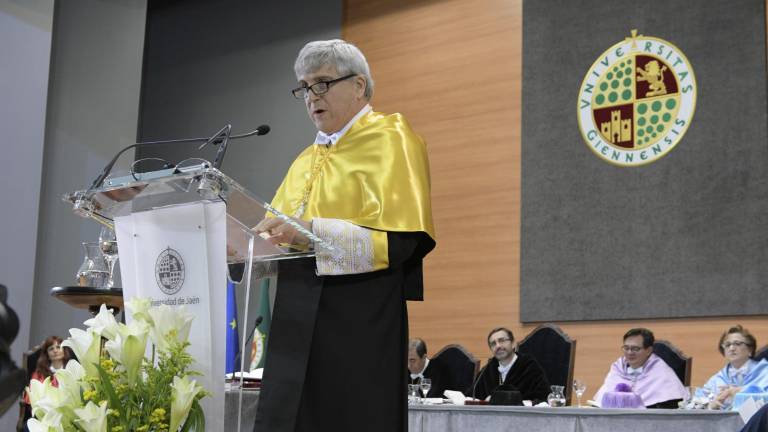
253, 217, 312, 248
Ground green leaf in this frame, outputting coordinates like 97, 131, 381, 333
180, 399, 205, 432
95, 362, 125, 420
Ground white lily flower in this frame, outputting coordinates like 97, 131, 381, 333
27, 378, 50, 418
27, 409, 64, 432
26, 419, 55, 432
28, 378, 64, 419
169, 375, 203, 432
74, 401, 108, 432
83, 304, 119, 340
122, 333, 146, 381
118, 318, 151, 340
104, 333, 124, 367
105, 320, 149, 380
53, 360, 87, 408
126, 296, 153, 325
61, 327, 101, 377
148, 304, 193, 352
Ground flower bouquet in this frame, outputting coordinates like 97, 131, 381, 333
27, 298, 207, 432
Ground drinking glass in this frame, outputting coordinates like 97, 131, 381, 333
547, 385, 566, 407
695, 386, 713, 409
408, 384, 421, 405
573, 379, 587, 407
681, 386, 696, 409
99, 226, 119, 288
420, 378, 432, 403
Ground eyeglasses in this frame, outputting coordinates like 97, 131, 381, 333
721, 341, 748, 349
489, 337, 512, 348
291, 74, 356, 99
621, 345, 644, 353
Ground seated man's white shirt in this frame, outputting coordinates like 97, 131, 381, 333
498, 354, 518, 383
410, 358, 430, 381
627, 365, 644, 379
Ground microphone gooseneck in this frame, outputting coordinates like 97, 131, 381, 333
471, 361, 490, 401
87, 124, 271, 191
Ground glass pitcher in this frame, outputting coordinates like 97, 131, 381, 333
408, 384, 420, 405
547, 385, 566, 407
76, 242, 109, 288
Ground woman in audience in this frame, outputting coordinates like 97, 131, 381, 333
30, 336, 71, 385
21, 336, 72, 429
703, 325, 768, 410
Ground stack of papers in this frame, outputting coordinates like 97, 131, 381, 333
225, 368, 263, 380
444, 390, 468, 405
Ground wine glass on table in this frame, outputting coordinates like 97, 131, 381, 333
573, 379, 587, 407
420, 378, 432, 404
99, 225, 119, 288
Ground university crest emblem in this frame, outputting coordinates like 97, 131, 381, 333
155, 246, 185, 295
577, 30, 696, 166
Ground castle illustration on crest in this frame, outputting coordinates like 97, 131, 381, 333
600, 110, 632, 144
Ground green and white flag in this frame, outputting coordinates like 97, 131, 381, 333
249, 278, 271, 370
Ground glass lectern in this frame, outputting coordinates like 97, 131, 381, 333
64, 164, 329, 431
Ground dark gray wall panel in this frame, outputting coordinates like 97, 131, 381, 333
137, 0, 341, 342
520, 0, 768, 321
138, 0, 342, 200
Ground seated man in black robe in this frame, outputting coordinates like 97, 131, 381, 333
407, 338, 450, 398
468, 327, 550, 404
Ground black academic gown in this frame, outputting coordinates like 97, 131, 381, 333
254, 232, 433, 432
469, 353, 551, 404
741, 402, 768, 432
408, 358, 451, 398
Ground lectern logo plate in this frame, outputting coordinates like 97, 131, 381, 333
155, 247, 185, 295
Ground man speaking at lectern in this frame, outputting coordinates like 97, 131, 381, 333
253, 39, 435, 432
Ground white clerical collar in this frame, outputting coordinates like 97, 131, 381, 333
410, 358, 429, 381
313, 104, 372, 146
498, 354, 518, 381
626, 365, 644, 377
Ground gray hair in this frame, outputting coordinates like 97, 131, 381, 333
409, 338, 427, 358
294, 39, 374, 100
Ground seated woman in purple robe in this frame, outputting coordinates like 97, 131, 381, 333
702, 325, 768, 410
593, 328, 688, 409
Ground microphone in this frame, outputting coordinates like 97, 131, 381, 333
234, 315, 263, 370
87, 124, 271, 191
212, 125, 270, 170
202, 124, 270, 148
470, 360, 491, 401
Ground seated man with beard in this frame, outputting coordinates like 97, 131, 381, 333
468, 327, 550, 404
